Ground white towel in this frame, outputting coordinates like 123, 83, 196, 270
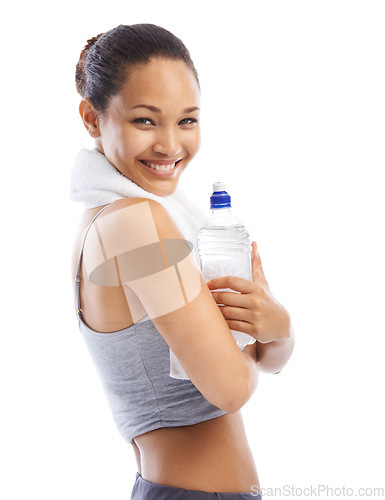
69, 148, 207, 251
69, 148, 208, 380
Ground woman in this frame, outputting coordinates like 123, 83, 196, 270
70, 24, 294, 499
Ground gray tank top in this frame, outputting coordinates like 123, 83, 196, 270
75, 205, 227, 445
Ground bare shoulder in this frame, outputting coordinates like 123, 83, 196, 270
98, 197, 181, 234
98, 196, 172, 216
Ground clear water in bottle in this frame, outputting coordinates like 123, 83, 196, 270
198, 182, 256, 350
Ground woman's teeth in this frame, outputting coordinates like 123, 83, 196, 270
141, 161, 177, 171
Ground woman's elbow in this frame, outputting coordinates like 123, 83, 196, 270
217, 358, 260, 413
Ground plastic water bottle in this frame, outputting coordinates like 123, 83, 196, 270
197, 182, 257, 350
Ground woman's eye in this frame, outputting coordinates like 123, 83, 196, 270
132, 118, 154, 126
179, 118, 198, 126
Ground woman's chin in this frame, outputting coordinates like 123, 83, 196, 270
146, 183, 179, 197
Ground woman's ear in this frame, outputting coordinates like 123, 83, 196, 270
79, 98, 101, 138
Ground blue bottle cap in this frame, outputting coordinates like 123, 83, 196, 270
210, 182, 231, 209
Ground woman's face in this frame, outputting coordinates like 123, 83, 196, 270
95, 57, 201, 197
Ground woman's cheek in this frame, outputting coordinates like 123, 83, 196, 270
190, 128, 201, 157
121, 129, 149, 156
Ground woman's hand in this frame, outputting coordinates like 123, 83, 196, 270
207, 241, 291, 344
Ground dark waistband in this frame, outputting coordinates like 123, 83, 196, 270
132, 472, 262, 499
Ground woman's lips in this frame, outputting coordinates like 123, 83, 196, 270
139, 159, 182, 177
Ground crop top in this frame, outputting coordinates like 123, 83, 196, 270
74, 205, 227, 445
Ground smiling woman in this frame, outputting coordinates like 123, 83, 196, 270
70, 23, 293, 499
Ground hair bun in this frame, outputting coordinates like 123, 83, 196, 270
84, 34, 103, 52
75, 33, 103, 96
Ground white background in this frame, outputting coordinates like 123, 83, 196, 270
1, 1, 384, 499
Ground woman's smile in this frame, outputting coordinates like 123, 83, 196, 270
139, 158, 184, 176
94, 57, 201, 197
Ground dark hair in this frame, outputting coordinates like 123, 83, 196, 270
75, 24, 199, 113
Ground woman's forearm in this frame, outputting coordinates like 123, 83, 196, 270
255, 323, 295, 373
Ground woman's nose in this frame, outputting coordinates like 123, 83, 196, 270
152, 128, 182, 156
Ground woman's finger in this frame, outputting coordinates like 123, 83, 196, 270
223, 318, 258, 337
210, 289, 255, 309
251, 241, 269, 289
207, 275, 255, 294
218, 304, 256, 324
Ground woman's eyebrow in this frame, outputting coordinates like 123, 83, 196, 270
183, 106, 200, 113
132, 105, 200, 113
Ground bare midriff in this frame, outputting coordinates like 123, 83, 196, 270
132, 411, 260, 493
72, 206, 260, 493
